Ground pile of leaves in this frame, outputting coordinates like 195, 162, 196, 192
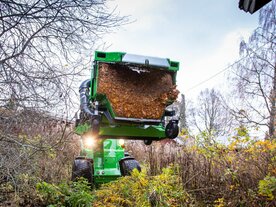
97, 63, 179, 119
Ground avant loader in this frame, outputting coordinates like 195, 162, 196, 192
72, 51, 180, 185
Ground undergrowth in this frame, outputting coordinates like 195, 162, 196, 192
2, 127, 276, 206
36, 166, 197, 207
92, 167, 197, 207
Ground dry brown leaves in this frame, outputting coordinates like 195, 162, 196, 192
97, 63, 179, 119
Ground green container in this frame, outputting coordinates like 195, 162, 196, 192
75, 51, 180, 140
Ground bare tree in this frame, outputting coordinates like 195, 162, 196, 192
0, 1, 127, 201
188, 88, 233, 137
230, 1, 275, 138
0, 0, 127, 111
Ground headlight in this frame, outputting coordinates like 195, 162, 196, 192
85, 138, 95, 146
119, 139, 124, 145
83, 136, 95, 147
119, 139, 125, 148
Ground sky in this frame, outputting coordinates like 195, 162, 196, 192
104, 0, 260, 100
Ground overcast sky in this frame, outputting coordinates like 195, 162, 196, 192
103, 0, 259, 99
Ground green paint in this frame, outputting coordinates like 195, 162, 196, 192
99, 124, 166, 139
169, 61, 180, 71
94, 51, 125, 62
91, 63, 98, 99
75, 122, 167, 139
80, 139, 124, 184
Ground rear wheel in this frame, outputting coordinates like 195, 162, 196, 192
119, 157, 141, 176
71, 158, 93, 184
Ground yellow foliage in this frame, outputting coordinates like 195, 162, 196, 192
214, 197, 225, 207
92, 167, 197, 207
245, 139, 276, 154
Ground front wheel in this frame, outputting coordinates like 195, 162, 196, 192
71, 158, 93, 184
119, 157, 141, 176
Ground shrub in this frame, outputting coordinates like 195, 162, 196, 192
126, 128, 276, 206
92, 166, 197, 207
36, 178, 94, 207
258, 175, 276, 200
35, 167, 197, 207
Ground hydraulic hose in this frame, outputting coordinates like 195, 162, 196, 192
79, 79, 94, 116
79, 79, 100, 135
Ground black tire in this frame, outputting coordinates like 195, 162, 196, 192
124, 152, 130, 157
119, 157, 141, 176
144, 139, 152, 145
165, 121, 179, 139
71, 158, 93, 184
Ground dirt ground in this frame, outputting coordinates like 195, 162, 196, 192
97, 63, 179, 119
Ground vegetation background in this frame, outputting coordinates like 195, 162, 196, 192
0, 0, 275, 206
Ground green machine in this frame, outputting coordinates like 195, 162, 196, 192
72, 51, 180, 185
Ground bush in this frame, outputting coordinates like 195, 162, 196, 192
126, 129, 276, 206
35, 166, 197, 207
92, 166, 197, 207
36, 178, 94, 207
258, 175, 276, 200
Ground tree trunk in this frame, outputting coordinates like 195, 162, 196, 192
179, 94, 187, 130
268, 63, 276, 139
